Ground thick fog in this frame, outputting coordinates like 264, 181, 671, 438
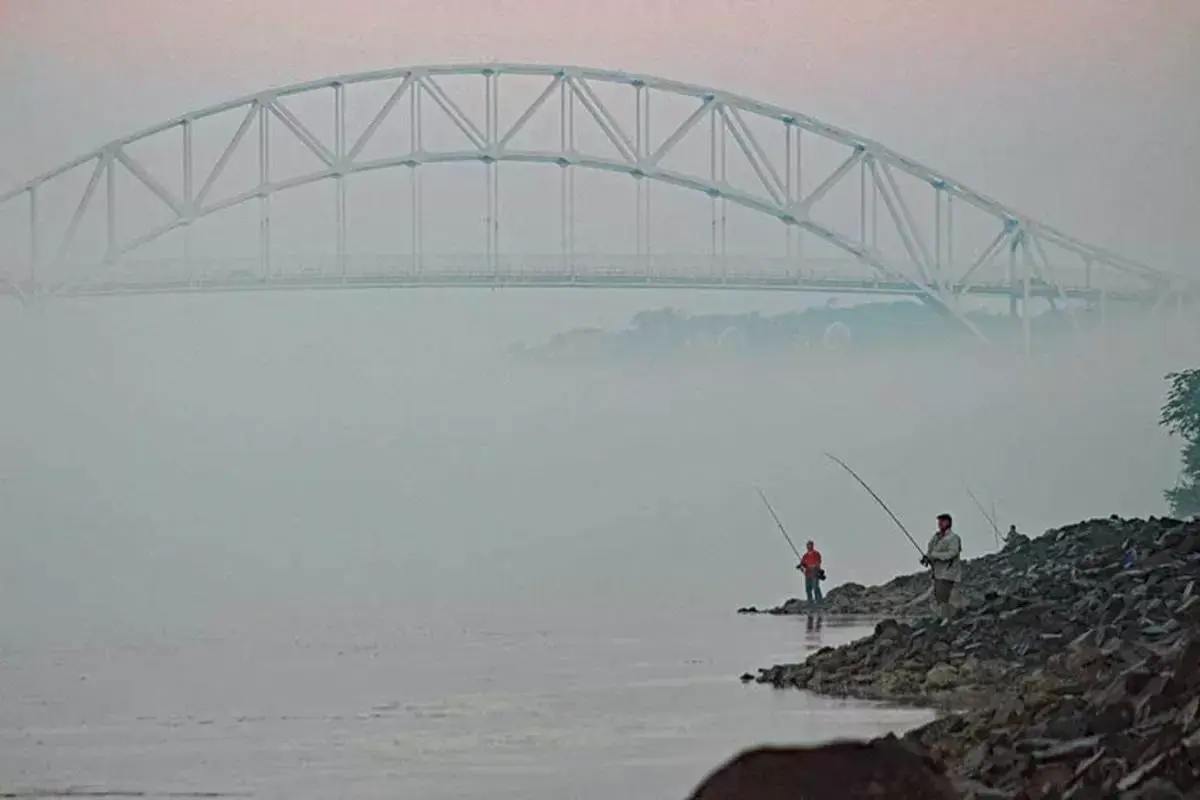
2, 290, 1196, 651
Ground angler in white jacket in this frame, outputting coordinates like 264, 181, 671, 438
921, 513, 963, 621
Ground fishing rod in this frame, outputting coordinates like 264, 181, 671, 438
963, 482, 1002, 547
823, 452, 924, 557
755, 486, 803, 562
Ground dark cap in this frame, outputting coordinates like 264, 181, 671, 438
936, 513, 953, 524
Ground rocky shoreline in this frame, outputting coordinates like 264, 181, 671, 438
736, 529, 1041, 618
744, 516, 1200, 797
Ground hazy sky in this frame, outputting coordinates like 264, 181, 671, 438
1, 0, 1198, 270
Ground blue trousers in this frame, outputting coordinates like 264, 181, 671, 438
805, 575, 823, 604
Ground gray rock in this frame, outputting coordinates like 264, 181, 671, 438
924, 664, 960, 690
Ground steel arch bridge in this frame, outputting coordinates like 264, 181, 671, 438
0, 63, 1191, 339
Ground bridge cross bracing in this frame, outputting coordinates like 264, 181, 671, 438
0, 63, 1193, 342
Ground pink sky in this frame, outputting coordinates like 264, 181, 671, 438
1, 0, 1197, 266
4, 0, 1189, 95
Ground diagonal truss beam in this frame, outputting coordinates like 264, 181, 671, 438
267, 99, 336, 166
720, 104, 785, 204
51, 156, 105, 267
789, 149, 863, 218
418, 74, 487, 150
567, 76, 637, 163
1023, 230, 1080, 328
955, 223, 1013, 295
867, 157, 934, 286
644, 96, 713, 167
114, 147, 183, 216
498, 76, 560, 150
876, 160, 936, 279
194, 103, 257, 207
347, 73, 415, 161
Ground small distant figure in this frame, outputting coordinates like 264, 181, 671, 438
921, 513, 962, 621
1122, 540, 1138, 569
796, 540, 824, 606
1003, 524, 1030, 550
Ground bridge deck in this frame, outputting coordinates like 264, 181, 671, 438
9, 269, 1150, 304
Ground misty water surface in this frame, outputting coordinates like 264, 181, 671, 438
1, 289, 1196, 797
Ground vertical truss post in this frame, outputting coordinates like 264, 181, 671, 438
410, 167, 419, 277
934, 184, 942, 279
1017, 229, 1032, 355
415, 165, 423, 277
632, 83, 652, 281
946, 192, 954, 273
795, 127, 804, 276
484, 72, 493, 278
484, 71, 498, 279
411, 81, 423, 276
493, 75, 501, 279
643, 87, 652, 280
859, 158, 868, 248
635, 83, 644, 278
870, 155, 878, 250
334, 83, 347, 279
484, 161, 494, 277
491, 161, 499, 278
784, 121, 793, 268
1007, 230, 1018, 319
182, 120, 194, 282
28, 187, 39, 289
566, 78, 576, 279
709, 105, 718, 278
559, 76, 568, 277
719, 106, 728, 283
257, 101, 271, 279
105, 150, 118, 266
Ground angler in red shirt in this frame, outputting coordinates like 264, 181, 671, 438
796, 540, 824, 605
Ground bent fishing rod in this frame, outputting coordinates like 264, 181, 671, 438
823, 452, 924, 557
963, 482, 1001, 546
755, 486, 803, 562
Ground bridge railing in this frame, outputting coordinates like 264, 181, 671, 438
30, 253, 1149, 300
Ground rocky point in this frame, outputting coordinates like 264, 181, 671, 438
743, 516, 1200, 798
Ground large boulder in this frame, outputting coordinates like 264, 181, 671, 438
685, 736, 959, 800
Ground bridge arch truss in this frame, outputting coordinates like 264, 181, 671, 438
0, 63, 1190, 336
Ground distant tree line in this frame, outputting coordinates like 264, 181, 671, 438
513, 300, 1082, 364
1161, 368, 1200, 517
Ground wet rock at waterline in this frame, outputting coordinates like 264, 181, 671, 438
685, 737, 959, 800
745, 516, 1200, 797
